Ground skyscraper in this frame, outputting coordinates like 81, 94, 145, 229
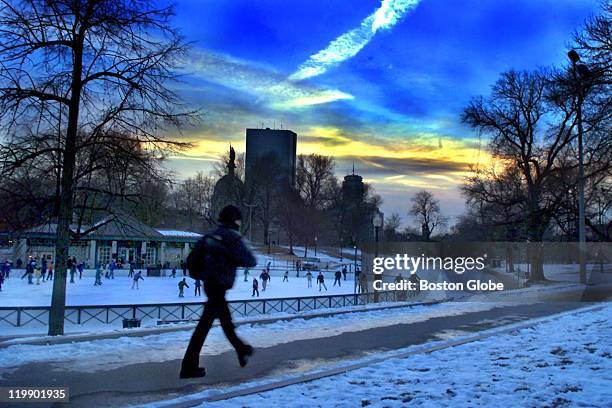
245, 128, 297, 185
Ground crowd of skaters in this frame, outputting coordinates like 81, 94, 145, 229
0, 254, 362, 299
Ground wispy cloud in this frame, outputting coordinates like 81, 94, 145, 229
187, 50, 353, 110
289, 0, 422, 81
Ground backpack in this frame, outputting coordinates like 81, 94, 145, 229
185, 234, 228, 281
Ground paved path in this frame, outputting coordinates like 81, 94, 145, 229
1, 279, 609, 408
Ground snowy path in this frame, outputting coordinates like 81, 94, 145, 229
198, 304, 612, 408
0, 286, 601, 407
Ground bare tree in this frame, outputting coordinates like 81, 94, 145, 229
0, 0, 197, 335
409, 190, 446, 241
383, 212, 402, 241
296, 154, 335, 210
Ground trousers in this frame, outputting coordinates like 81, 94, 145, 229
182, 282, 245, 369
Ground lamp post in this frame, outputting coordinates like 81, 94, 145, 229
243, 202, 257, 243
373, 212, 384, 257
568, 50, 588, 284
314, 236, 318, 257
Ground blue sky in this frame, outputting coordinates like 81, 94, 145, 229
167, 0, 600, 226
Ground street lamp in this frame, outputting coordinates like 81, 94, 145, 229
314, 236, 318, 257
568, 50, 589, 284
373, 211, 384, 257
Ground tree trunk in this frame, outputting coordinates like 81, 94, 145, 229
48, 37, 83, 336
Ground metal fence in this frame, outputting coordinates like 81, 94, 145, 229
0, 291, 401, 328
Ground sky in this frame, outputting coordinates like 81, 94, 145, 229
166, 0, 600, 227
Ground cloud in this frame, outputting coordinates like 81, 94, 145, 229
186, 50, 353, 110
289, 0, 422, 81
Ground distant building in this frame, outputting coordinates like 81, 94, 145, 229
245, 128, 297, 185
342, 167, 365, 204
3, 213, 201, 268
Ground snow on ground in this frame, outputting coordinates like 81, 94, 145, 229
0, 272, 353, 307
0, 301, 516, 373
197, 304, 612, 408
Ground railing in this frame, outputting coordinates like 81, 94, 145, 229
0, 291, 401, 328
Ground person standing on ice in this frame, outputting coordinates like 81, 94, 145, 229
94, 264, 103, 286
317, 272, 327, 292
259, 269, 269, 291
333, 270, 342, 287
0, 268, 4, 291
68, 257, 75, 283
306, 271, 313, 288
108, 259, 116, 279
47, 261, 53, 280
77, 261, 84, 279
178, 278, 189, 297
3, 259, 10, 279
132, 270, 144, 289
194, 279, 202, 296
252, 277, 259, 297
171, 267, 177, 278
283, 271, 289, 282
180, 205, 257, 379
243, 268, 249, 282
342, 265, 347, 281
128, 264, 134, 278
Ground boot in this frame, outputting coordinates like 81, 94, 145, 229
237, 345, 254, 367
180, 366, 206, 379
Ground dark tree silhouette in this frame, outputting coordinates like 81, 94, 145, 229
0, 0, 197, 335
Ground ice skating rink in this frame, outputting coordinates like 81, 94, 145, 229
0, 270, 355, 306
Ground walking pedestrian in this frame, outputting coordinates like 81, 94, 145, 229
194, 279, 202, 296
306, 271, 313, 288
252, 277, 259, 297
180, 205, 257, 379
283, 270, 289, 282
178, 278, 189, 297
317, 272, 327, 292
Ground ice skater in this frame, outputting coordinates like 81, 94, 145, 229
47, 262, 53, 280
0, 269, 4, 291
131, 270, 144, 289
252, 277, 259, 297
128, 264, 134, 278
283, 271, 289, 282
108, 259, 116, 279
94, 264, 103, 286
342, 265, 347, 280
306, 271, 313, 288
171, 267, 177, 278
194, 279, 202, 296
78, 262, 84, 279
244, 268, 249, 282
178, 278, 189, 297
181, 205, 257, 379
317, 272, 327, 292
334, 270, 342, 287
259, 269, 269, 291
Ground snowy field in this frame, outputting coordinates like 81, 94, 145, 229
0, 271, 354, 307
186, 304, 612, 408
